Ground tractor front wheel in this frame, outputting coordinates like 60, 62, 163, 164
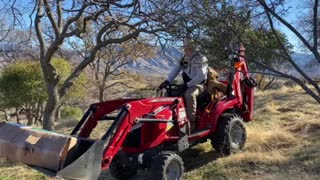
109, 152, 138, 180
150, 151, 184, 180
211, 115, 246, 155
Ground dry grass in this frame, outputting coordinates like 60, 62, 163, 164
261, 98, 279, 113
246, 124, 299, 151
218, 150, 288, 166
185, 84, 320, 179
1, 83, 320, 180
289, 118, 320, 135
0, 159, 51, 180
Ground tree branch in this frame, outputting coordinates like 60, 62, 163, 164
265, 9, 320, 96
57, 0, 63, 30
257, 0, 320, 64
313, 0, 319, 50
43, 0, 60, 37
60, 3, 87, 36
234, 52, 320, 103
63, 7, 108, 39
35, 0, 46, 59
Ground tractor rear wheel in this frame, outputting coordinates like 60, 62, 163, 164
211, 115, 246, 155
150, 151, 184, 180
109, 152, 138, 180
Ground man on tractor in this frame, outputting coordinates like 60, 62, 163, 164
159, 37, 208, 132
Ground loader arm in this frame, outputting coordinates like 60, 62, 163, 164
52, 97, 183, 179
69, 97, 183, 170
71, 99, 139, 138
100, 98, 183, 170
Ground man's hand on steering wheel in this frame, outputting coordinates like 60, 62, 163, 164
159, 80, 170, 89
182, 83, 188, 91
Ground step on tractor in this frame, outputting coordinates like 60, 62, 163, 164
0, 45, 256, 180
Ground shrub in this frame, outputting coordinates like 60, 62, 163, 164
61, 106, 83, 120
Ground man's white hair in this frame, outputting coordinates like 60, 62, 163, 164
183, 37, 200, 51
183, 37, 194, 49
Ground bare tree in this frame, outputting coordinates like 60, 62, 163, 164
29, 0, 178, 130
68, 24, 155, 102
90, 41, 154, 102
0, 0, 34, 62
251, 0, 320, 103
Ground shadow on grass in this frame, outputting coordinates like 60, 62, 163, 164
180, 146, 221, 172
98, 143, 222, 180
180, 146, 229, 180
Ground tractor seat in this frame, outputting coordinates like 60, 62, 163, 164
197, 92, 211, 109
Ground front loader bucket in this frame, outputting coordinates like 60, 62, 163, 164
29, 140, 104, 179
56, 140, 104, 179
0, 122, 105, 179
29, 140, 104, 180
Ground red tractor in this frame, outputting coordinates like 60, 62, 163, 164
0, 46, 256, 180
45, 45, 255, 180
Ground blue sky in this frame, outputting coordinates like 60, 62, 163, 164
279, 0, 309, 53
0, 0, 312, 53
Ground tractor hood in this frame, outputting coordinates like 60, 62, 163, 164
0, 122, 104, 179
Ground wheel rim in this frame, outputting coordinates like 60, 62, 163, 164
166, 159, 182, 180
230, 121, 245, 149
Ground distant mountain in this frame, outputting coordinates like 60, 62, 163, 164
288, 53, 320, 80
123, 50, 320, 80
122, 47, 183, 75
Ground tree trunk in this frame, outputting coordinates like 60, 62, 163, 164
0, 109, 9, 121
34, 102, 43, 126
258, 74, 265, 90
98, 86, 105, 102
37, 107, 44, 126
4, 110, 9, 121
15, 108, 20, 124
43, 82, 60, 131
26, 109, 33, 126
263, 76, 276, 91
55, 105, 62, 122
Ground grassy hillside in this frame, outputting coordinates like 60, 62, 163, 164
0, 85, 320, 180
184, 86, 320, 180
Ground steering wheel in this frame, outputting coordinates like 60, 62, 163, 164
157, 84, 186, 97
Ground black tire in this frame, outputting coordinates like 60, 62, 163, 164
211, 115, 246, 155
109, 153, 138, 180
151, 151, 184, 180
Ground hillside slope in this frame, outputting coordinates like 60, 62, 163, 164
184, 85, 320, 180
